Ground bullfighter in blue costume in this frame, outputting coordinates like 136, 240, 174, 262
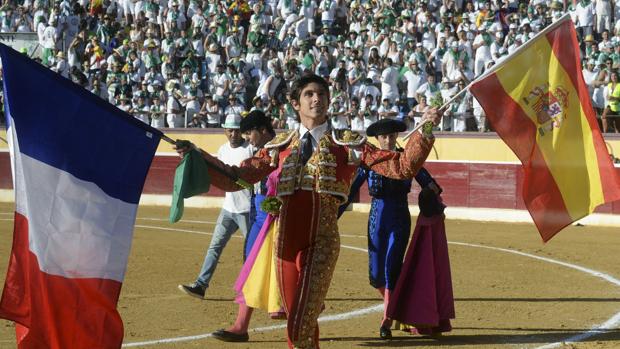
344, 118, 441, 340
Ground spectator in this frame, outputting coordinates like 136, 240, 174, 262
9, 0, 618, 134
200, 94, 222, 128
377, 96, 398, 120
380, 57, 399, 103
602, 69, 620, 132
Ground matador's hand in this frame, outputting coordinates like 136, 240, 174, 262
421, 108, 441, 126
173, 139, 194, 158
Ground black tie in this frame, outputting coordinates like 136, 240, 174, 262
300, 132, 313, 165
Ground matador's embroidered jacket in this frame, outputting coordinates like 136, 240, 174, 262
200, 128, 433, 349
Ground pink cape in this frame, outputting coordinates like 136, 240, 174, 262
386, 213, 455, 334
233, 169, 280, 305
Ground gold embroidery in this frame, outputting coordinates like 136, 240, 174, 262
277, 133, 352, 203
317, 180, 349, 204
331, 129, 367, 146
265, 130, 295, 149
316, 152, 336, 164
318, 136, 331, 149
277, 179, 295, 196
290, 194, 340, 349
280, 165, 297, 179
316, 165, 336, 178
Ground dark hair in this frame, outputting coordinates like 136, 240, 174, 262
241, 110, 276, 136
289, 73, 330, 103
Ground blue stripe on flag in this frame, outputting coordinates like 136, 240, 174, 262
0, 44, 163, 204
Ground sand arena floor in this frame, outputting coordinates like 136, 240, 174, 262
0, 203, 619, 348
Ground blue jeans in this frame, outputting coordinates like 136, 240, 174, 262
195, 209, 250, 287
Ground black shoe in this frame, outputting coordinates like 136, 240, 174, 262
178, 283, 206, 299
380, 326, 392, 340
212, 329, 249, 342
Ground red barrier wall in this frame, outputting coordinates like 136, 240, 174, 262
1, 152, 619, 213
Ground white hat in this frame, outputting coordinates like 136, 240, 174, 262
495, 32, 503, 39
223, 114, 241, 129
509, 23, 517, 29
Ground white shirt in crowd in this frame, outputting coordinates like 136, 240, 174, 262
218, 141, 254, 214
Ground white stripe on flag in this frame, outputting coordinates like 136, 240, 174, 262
11, 123, 137, 282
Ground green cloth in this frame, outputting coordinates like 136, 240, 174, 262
169, 149, 211, 223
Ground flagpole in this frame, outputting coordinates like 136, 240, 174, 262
161, 133, 253, 190
465, 13, 572, 85
401, 90, 467, 140
402, 13, 572, 141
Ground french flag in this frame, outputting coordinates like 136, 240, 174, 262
0, 44, 162, 348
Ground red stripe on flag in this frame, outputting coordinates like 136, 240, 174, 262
471, 74, 573, 241
470, 73, 537, 162
546, 21, 620, 204
0, 212, 124, 349
524, 147, 576, 241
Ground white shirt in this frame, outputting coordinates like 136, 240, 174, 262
380, 66, 399, 100
299, 121, 328, 152
403, 69, 426, 98
351, 116, 365, 131
576, 1, 596, 27
42, 25, 57, 49
218, 141, 254, 213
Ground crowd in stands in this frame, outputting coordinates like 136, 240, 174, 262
0, 0, 620, 133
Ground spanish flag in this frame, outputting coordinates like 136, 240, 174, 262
469, 15, 620, 242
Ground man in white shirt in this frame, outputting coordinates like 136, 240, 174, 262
318, 0, 336, 28
41, 18, 58, 66
575, 0, 596, 39
166, 86, 184, 128
211, 63, 230, 104
595, 0, 612, 34
380, 58, 399, 103
225, 27, 243, 61
178, 114, 254, 299
358, 78, 381, 103
348, 58, 366, 97
52, 51, 69, 78
402, 59, 426, 111
472, 26, 493, 77
377, 97, 399, 120
447, 59, 474, 85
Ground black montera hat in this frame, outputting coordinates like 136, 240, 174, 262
366, 118, 407, 137
240, 110, 271, 133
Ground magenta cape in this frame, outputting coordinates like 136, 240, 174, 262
386, 213, 455, 333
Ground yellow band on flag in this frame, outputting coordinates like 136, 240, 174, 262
494, 37, 605, 220
469, 16, 620, 241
